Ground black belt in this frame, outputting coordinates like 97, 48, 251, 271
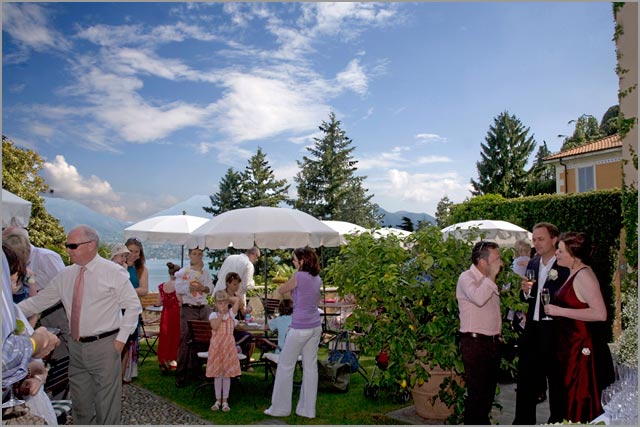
182, 303, 205, 309
461, 332, 501, 342
77, 328, 119, 343
41, 302, 64, 318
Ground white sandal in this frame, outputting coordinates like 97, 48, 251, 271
222, 402, 230, 412
211, 401, 221, 411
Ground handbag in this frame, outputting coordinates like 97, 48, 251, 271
317, 360, 351, 393
2, 403, 47, 425
327, 331, 360, 373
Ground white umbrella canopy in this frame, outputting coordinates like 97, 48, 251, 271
188, 207, 342, 250
1, 189, 32, 227
321, 220, 366, 244
372, 227, 412, 239
124, 214, 210, 245
440, 219, 532, 248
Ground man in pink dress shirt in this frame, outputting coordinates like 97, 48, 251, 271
456, 241, 503, 425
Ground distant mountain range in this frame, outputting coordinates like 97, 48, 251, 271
43, 195, 435, 247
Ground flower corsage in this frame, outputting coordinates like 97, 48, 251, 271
548, 269, 558, 281
581, 347, 591, 356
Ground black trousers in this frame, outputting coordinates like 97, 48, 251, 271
460, 334, 499, 425
513, 320, 562, 424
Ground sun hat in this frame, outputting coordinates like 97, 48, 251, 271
111, 244, 130, 257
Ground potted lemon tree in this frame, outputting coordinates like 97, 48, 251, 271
324, 225, 523, 423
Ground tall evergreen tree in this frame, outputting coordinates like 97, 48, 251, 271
203, 168, 245, 216
470, 111, 537, 198
525, 141, 556, 195
435, 194, 453, 228
399, 216, 414, 232
2, 136, 66, 251
242, 147, 290, 207
293, 112, 380, 227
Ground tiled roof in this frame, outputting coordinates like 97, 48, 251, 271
543, 134, 622, 161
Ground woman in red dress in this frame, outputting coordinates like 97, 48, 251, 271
543, 232, 614, 423
158, 262, 182, 373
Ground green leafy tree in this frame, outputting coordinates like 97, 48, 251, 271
599, 105, 620, 136
203, 168, 245, 216
525, 141, 556, 195
2, 136, 66, 252
435, 194, 454, 228
293, 112, 380, 227
470, 111, 537, 197
560, 114, 603, 151
399, 216, 414, 232
242, 147, 290, 207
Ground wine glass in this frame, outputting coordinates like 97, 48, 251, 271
1, 383, 25, 409
541, 288, 552, 320
525, 269, 536, 298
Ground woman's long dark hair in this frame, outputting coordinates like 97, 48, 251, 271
293, 246, 320, 276
125, 237, 146, 279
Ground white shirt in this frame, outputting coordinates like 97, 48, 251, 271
533, 256, 556, 321
28, 245, 65, 292
174, 265, 213, 306
213, 254, 255, 300
18, 254, 142, 343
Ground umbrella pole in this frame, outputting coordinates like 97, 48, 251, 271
263, 248, 269, 382
181, 245, 185, 266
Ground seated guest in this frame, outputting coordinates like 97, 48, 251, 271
266, 299, 294, 354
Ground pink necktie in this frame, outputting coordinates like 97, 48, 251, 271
71, 266, 86, 341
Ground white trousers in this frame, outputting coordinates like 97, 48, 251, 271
266, 325, 322, 418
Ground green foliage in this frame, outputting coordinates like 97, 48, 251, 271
611, 278, 638, 367
293, 112, 381, 227
2, 136, 66, 251
525, 141, 556, 196
560, 114, 604, 151
471, 111, 537, 198
324, 225, 523, 422
599, 105, 620, 136
449, 189, 623, 341
203, 168, 244, 216
435, 195, 454, 228
399, 216, 414, 232
242, 147, 290, 207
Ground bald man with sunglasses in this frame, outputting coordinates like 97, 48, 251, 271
19, 225, 142, 424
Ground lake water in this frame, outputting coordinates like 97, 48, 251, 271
145, 258, 217, 293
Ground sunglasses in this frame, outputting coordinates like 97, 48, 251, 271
65, 241, 92, 249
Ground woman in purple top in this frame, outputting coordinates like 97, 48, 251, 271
264, 246, 323, 419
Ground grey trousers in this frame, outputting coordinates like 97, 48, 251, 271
68, 334, 122, 425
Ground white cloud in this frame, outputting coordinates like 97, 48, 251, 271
358, 147, 409, 170
416, 155, 452, 164
415, 133, 447, 144
29, 123, 55, 138
41, 155, 128, 219
2, 3, 71, 60
336, 59, 368, 95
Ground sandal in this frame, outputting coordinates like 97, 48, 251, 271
222, 402, 230, 412
210, 401, 221, 411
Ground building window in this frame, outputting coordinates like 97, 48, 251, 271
577, 166, 595, 192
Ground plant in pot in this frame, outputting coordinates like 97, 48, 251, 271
324, 225, 524, 424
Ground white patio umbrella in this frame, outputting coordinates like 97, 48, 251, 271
372, 227, 412, 239
188, 206, 342, 335
188, 206, 342, 250
124, 214, 210, 264
440, 219, 532, 248
321, 220, 366, 244
1, 189, 32, 227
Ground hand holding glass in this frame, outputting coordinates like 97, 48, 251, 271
541, 288, 552, 320
524, 269, 535, 298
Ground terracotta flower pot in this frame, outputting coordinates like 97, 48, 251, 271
411, 366, 462, 420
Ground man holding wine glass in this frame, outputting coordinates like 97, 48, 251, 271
513, 222, 570, 424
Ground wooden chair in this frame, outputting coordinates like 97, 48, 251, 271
138, 292, 161, 365
261, 298, 281, 319
186, 320, 212, 374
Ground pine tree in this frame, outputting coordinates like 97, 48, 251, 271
242, 147, 290, 207
399, 216, 414, 232
293, 112, 380, 227
435, 195, 453, 228
525, 141, 556, 195
470, 111, 537, 198
560, 114, 603, 151
203, 168, 245, 216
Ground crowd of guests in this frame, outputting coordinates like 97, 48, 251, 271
457, 222, 615, 425
3, 219, 618, 424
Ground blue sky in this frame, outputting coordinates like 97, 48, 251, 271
2, 2, 619, 222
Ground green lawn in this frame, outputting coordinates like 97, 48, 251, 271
134, 342, 411, 425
